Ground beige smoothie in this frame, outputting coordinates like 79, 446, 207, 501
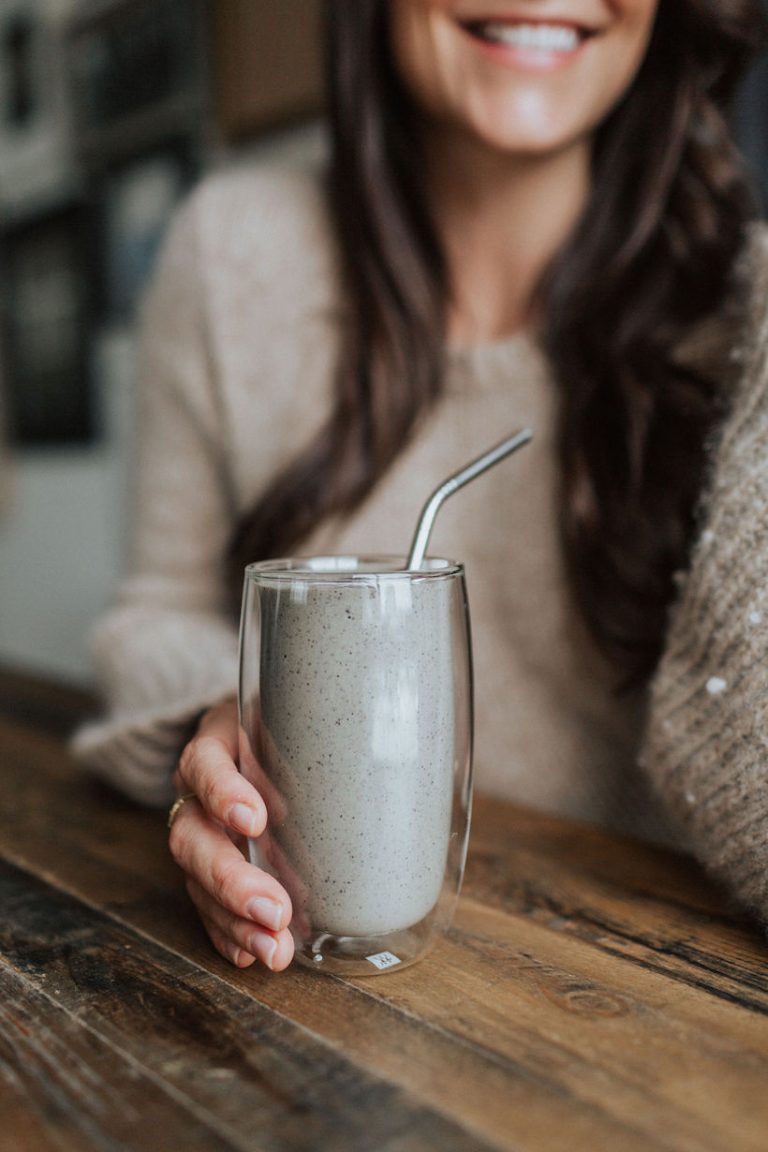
253, 568, 457, 938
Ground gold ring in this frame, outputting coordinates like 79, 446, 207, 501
168, 792, 196, 829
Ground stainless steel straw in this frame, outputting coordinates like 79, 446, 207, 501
406, 428, 533, 570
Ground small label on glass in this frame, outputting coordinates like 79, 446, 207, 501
366, 951, 402, 970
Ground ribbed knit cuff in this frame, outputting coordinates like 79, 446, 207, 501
71, 682, 236, 808
70, 605, 239, 807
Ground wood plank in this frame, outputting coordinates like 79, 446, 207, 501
0, 785, 649, 1152
0, 667, 97, 737
0, 964, 235, 1152
0, 720, 664, 1151
2, 716, 768, 1151
338, 901, 768, 1152
3, 715, 764, 1010
0, 1083, 69, 1152
465, 796, 768, 1011
0, 859, 500, 1152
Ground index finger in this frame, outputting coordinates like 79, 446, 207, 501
177, 731, 268, 839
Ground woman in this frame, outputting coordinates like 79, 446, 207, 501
74, 0, 768, 972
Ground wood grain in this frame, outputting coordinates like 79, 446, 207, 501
465, 796, 768, 1012
0, 963, 234, 1152
0, 858, 498, 1152
1, 710, 768, 1152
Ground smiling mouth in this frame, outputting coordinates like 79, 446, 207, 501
462, 19, 596, 54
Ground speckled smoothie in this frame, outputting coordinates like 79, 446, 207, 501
252, 563, 458, 938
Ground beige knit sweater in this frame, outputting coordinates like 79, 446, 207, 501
73, 163, 768, 924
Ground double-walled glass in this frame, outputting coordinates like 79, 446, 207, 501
238, 556, 474, 976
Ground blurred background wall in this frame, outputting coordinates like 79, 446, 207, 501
0, 0, 766, 688
0, 0, 323, 683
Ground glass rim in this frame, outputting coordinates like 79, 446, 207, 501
244, 554, 464, 584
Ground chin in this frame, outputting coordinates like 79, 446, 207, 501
486, 130, 579, 157
455, 85, 592, 158
466, 114, 585, 159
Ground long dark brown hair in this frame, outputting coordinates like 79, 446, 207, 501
229, 0, 765, 684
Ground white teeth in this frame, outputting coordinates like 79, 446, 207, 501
478, 21, 581, 52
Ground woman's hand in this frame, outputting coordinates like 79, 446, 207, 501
168, 697, 294, 971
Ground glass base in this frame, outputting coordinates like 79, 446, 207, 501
294, 916, 438, 977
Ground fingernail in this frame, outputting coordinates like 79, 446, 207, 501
249, 927, 277, 970
247, 896, 283, 932
228, 803, 260, 836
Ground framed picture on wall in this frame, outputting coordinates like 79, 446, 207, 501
1, 202, 94, 446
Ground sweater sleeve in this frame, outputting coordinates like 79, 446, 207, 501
71, 191, 240, 807
642, 228, 768, 923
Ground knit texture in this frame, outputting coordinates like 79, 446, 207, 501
72, 162, 768, 927
642, 227, 768, 922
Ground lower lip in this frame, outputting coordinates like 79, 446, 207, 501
459, 25, 590, 73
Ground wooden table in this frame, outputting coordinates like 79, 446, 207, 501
1, 696, 767, 1152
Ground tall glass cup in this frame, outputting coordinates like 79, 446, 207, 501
238, 556, 474, 976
